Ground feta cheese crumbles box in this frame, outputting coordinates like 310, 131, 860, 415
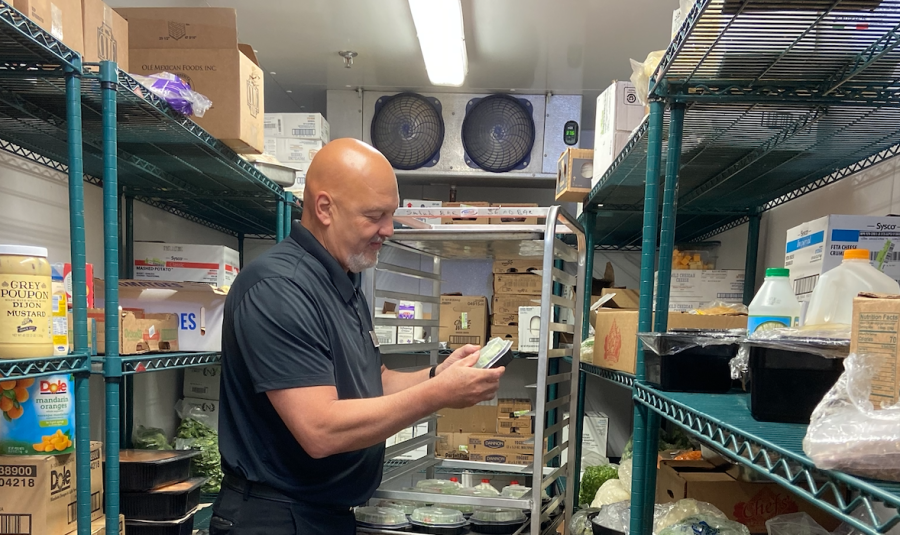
785, 215, 900, 302
134, 242, 239, 288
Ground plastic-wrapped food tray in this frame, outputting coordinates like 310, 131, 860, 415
470, 508, 527, 534
355, 506, 411, 530
125, 506, 198, 535
640, 331, 739, 393
410, 507, 467, 535
119, 450, 200, 492
377, 499, 427, 516
748, 342, 846, 423
122, 477, 205, 521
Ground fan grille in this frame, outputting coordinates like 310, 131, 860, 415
462, 94, 535, 173
371, 93, 444, 170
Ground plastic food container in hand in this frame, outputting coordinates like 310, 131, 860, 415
354, 506, 411, 530
471, 508, 527, 534
410, 507, 468, 535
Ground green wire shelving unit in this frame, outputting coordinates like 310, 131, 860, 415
575, 1, 900, 534
0, 2, 296, 533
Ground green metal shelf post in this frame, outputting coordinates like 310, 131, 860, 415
743, 210, 761, 305
573, 209, 597, 502
123, 195, 134, 449
631, 97, 666, 535
283, 192, 294, 238
276, 198, 285, 242
66, 57, 92, 535
100, 60, 122, 535
654, 103, 685, 329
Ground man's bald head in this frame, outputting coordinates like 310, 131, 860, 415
301, 139, 399, 272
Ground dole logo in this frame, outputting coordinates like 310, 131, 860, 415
40, 379, 67, 394
50, 466, 72, 494
483, 439, 505, 449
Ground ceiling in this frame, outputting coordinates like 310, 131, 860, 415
107, 0, 675, 129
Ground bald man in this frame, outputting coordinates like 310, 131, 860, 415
211, 139, 505, 535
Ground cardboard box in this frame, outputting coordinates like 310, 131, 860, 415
494, 273, 543, 296
268, 138, 324, 168
180, 397, 219, 432
468, 452, 534, 465
592, 309, 747, 371
493, 295, 539, 325
786, 215, 900, 303
402, 199, 443, 226
437, 406, 498, 434
264, 113, 329, 143
119, 8, 264, 154
497, 416, 533, 435
64, 262, 94, 309
468, 433, 537, 454
444, 202, 490, 225
557, 147, 593, 202
82, 0, 128, 69
0, 441, 103, 535
490, 203, 540, 225
582, 411, 609, 459
655, 270, 745, 312
517, 306, 542, 352
98, 280, 228, 352
91, 308, 179, 355
493, 259, 543, 274
498, 398, 532, 416
91, 515, 125, 535
490, 324, 518, 350
851, 294, 900, 407
657, 461, 841, 533
592, 81, 644, 187
439, 295, 488, 349
183, 365, 220, 401
66, 312, 95, 354
133, 242, 239, 288
15, 0, 84, 53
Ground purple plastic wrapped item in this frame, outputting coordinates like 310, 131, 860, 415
131, 72, 212, 118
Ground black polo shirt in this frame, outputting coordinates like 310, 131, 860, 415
218, 222, 384, 507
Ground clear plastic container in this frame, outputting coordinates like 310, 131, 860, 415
672, 248, 716, 270
410, 507, 467, 535
377, 499, 426, 515
354, 506, 411, 529
805, 249, 900, 327
471, 508, 527, 534
475, 479, 500, 496
500, 483, 548, 500
748, 268, 801, 335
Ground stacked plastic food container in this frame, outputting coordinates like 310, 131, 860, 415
119, 450, 206, 535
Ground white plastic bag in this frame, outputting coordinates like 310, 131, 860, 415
656, 499, 727, 532
591, 478, 630, 508
803, 353, 900, 481
619, 457, 633, 494
658, 515, 750, 535
630, 50, 666, 106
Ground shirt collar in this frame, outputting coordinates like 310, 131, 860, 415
290, 222, 359, 303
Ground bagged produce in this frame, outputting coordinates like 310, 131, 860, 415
592, 500, 632, 533
591, 478, 630, 507
131, 72, 212, 117
579, 463, 618, 506
803, 353, 900, 482
581, 336, 595, 361
618, 457, 633, 494
630, 50, 666, 106
175, 399, 223, 493
655, 499, 727, 532
658, 515, 750, 535
765, 513, 830, 535
570, 508, 601, 535
133, 425, 173, 450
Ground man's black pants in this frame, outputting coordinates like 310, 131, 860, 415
210, 476, 356, 535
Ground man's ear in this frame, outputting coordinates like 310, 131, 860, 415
315, 192, 334, 227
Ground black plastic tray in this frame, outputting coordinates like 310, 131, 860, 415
471, 519, 526, 534
644, 334, 738, 393
590, 512, 624, 535
120, 450, 200, 492
409, 521, 467, 535
122, 476, 205, 521
124, 508, 197, 535
749, 344, 845, 424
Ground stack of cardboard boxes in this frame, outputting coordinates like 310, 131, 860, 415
264, 112, 330, 191
436, 399, 539, 465
490, 260, 543, 350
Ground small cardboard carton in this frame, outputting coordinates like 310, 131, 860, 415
436, 432, 471, 458
89, 308, 179, 355
133, 242, 239, 288
264, 112, 329, 143
493, 295, 540, 326
490, 203, 540, 225
468, 452, 533, 465
493, 273, 543, 296
0, 441, 103, 535
439, 295, 488, 349
14, 0, 84, 53
490, 324, 518, 350
851, 293, 900, 407
81, 0, 128, 69
182, 365, 220, 401
557, 147, 593, 202
498, 398, 532, 416
468, 433, 540, 454
443, 202, 490, 225
493, 259, 543, 274
497, 415, 533, 435
437, 406, 498, 434
517, 306, 542, 352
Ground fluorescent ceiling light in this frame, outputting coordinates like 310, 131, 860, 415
408, 0, 468, 87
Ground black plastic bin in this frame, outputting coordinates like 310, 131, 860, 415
121, 476, 205, 521
119, 450, 200, 492
641, 331, 740, 393
124, 507, 198, 535
749, 343, 846, 424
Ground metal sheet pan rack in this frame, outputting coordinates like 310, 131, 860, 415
362, 206, 585, 535
0, 2, 295, 532
575, 2, 900, 534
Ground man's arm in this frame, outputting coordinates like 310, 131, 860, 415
269, 353, 503, 458
381, 344, 480, 395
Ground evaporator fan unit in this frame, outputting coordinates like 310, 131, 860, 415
370, 92, 444, 170
462, 94, 535, 173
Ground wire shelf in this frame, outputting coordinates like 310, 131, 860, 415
103, 352, 222, 375
579, 362, 634, 388
635, 384, 900, 535
0, 354, 89, 378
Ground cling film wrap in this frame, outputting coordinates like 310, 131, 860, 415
637, 329, 746, 356
571, 508, 601, 535
803, 353, 900, 482
590, 499, 727, 535
131, 72, 213, 118
729, 328, 850, 380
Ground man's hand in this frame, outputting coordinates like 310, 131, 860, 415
434, 353, 504, 409
434, 344, 480, 376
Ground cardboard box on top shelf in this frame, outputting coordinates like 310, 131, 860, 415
439, 295, 488, 349
490, 203, 541, 225
655, 270, 745, 312
0, 441, 103, 535
437, 405, 498, 434
592, 308, 747, 371
656, 460, 841, 533
517, 306, 542, 353
268, 138, 324, 170
264, 113, 330, 143
82, 0, 128, 70
786, 215, 900, 303
88, 308, 179, 355
133, 242, 239, 288
557, 147, 593, 202
118, 7, 264, 154
14, 0, 84, 53
97, 279, 228, 352
443, 202, 490, 225
851, 294, 900, 407
592, 81, 644, 188
183, 365, 220, 401
402, 199, 443, 226
490, 324, 518, 350
493, 259, 543, 274
493, 273, 543, 295
91, 514, 126, 535
497, 398, 531, 416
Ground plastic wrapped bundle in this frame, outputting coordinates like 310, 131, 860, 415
590, 479, 630, 508
570, 508, 600, 535
655, 499, 726, 532
657, 515, 750, 535
131, 72, 212, 117
765, 513, 830, 535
